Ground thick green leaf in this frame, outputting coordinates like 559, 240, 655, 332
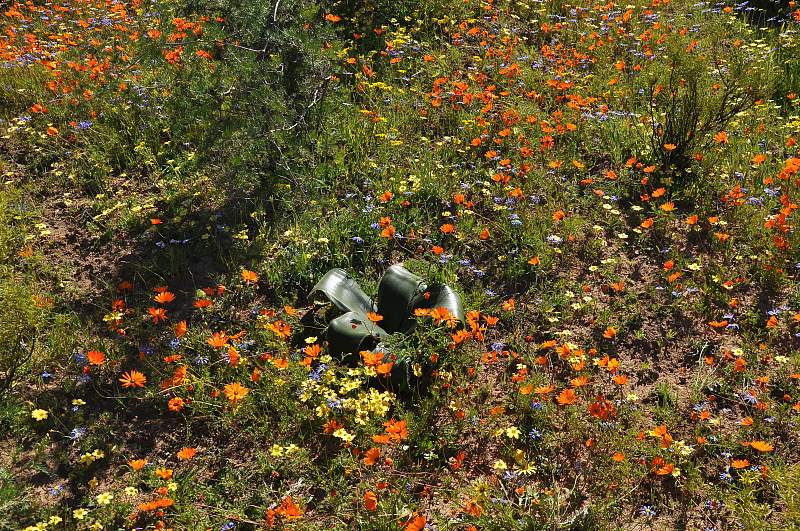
309, 268, 376, 315
361, 342, 414, 393
326, 311, 388, 356
415, 284, 465, 324
313, 265, 465, 363
376, 264, 427, 333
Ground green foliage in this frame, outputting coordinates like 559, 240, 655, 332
0, 190, 52, 397
0, 282, 46, 396
0, 467, 32, 530
1, 0, 800, 529
631, 12, 777, 183
771, 464, 800, 527
310, 264, 464, 389
777, 25, 800, 99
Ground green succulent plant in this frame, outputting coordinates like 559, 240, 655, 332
309, 264, 465, 362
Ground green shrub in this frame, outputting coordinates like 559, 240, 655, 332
0, 467, 32, 529
0, 281, 46, 396
640, 17, 777, 181
777, 26, 800, 100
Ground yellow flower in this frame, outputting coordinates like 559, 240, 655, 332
72, 399, 86, 406
96, 492, 113, 506
123, 487, 138, 497
515, 462, 536, 475
338, 379, 360, 394
31, 409, 48, 421
285, 444, 300, 454
73, 508, 89, 520
48, 517, 63, 525
505, 426, 522, 439
492, 460, 508, 471
332, 428, 355, 442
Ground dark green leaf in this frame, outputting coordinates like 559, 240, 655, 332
376, 264, 426, 333
416, 284, 465, 323
326, 311, 388, 356
309, 268, 376, 315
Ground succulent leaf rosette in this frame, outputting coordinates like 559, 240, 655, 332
309, 264, 464, 388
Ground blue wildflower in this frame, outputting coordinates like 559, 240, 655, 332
640, 505, 656, 518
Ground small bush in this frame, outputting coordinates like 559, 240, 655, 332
0, 281, 45, 396
640, 16, 777, 181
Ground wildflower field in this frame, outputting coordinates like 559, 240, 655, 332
2, 0, 800, 528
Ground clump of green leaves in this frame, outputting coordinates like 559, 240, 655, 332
643, 16, 777, 181
0, 281, 46, 396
